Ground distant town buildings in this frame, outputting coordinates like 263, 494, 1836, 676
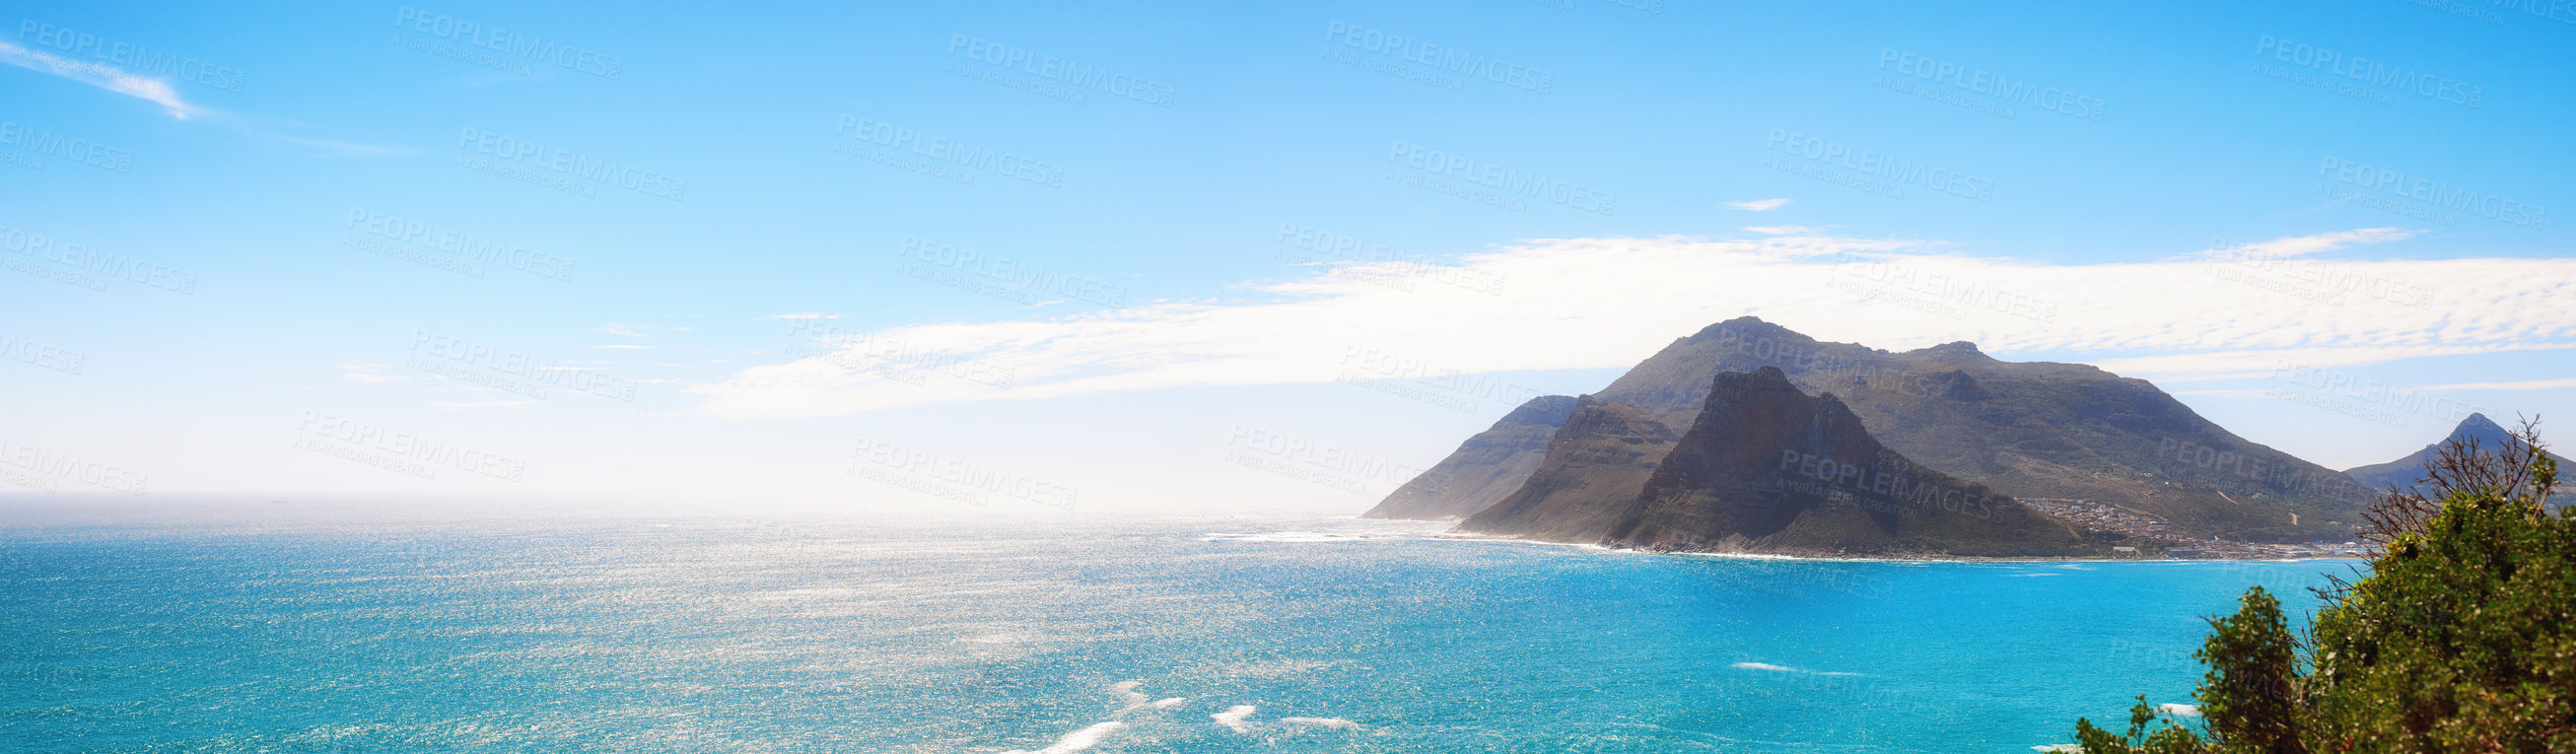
2020, 498, 2368, 559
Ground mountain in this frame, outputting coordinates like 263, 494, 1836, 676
1457, 398, 1678, 541
1361, 395, 1579, 520
1461, 368, 2087, 557
1370, 317, 2379, 542
2345, 413, 2575, 505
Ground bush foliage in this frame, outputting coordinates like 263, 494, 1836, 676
2073, 419, 2567, 753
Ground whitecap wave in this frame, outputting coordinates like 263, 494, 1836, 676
1001, 720, 1125, 754
2159, 703, 2201, 717
1213, 705, 1256, 732
1731, 661, 1859, 676
1109, 680, 1187, 713
1281, 716, 1377, 733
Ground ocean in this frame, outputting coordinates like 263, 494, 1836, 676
0, 513, 2356, 752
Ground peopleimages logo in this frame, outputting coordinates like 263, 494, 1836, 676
2319, 157, 2546, 230
2254, 34, 2483, 108
1765, 129, 1993, 203
943, 34, 1174, 107
16, 20, 245, 93
1875, 48, 2103, 121
1387, 142, 1615, 215
455, 127, 686, 201
899, 236, 1128, 308
1325, 22, 1555, 94
346, 209, 575, 281
394, 6, 623, 79
0, 441, 146, 495
0, 224, 197, 294
834, 116, 1065, 188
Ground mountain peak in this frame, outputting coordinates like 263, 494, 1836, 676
2344, 412, 2575, 503
1684, 316, 1808, 346
1908, 340, 1988, 361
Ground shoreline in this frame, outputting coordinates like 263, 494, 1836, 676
1343, 515, 2375, 565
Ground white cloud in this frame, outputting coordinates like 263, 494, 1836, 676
594, 322, 649, 337
690, 230, 2576, 419
2092, 343, 2576, 382
1726, 198, 1793, 212
0, 40, 196, 118
2411, 377, 2576, 391
427, 400, 535, 410
2186, 227, 2415, 261
1, 41, 402, 156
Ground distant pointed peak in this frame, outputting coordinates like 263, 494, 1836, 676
2440, 412, 2519, 446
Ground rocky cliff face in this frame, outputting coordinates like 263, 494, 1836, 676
1591, 368, 2084, 557
1459, 398, 1677, 541
1361, 395, 1577, 520
1376, 317, 2377, 542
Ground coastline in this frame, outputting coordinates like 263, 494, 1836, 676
1339, 514, 2374, 565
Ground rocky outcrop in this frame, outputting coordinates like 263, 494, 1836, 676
1599, 368, 2084, 556
1459, 398, 1678, 541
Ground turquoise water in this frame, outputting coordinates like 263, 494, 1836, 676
0, 514, 2356, 752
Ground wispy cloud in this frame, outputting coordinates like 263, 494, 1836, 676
339, 362, 410, 384
2411, 377, 2576, 392
690, 230, 2576, 419
0, 40, 196, 118
1726, 198, 1792, 212
427, 400, 536, 411
2, 39, 406, 156
2185, 227, 2415, 261
2091, 344, 2576, 383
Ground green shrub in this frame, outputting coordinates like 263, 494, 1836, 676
2073, 419, 2566, 753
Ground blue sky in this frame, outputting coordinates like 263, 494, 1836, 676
2, 0, 2570, 513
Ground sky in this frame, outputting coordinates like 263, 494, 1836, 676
1, 0, 2571, 516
